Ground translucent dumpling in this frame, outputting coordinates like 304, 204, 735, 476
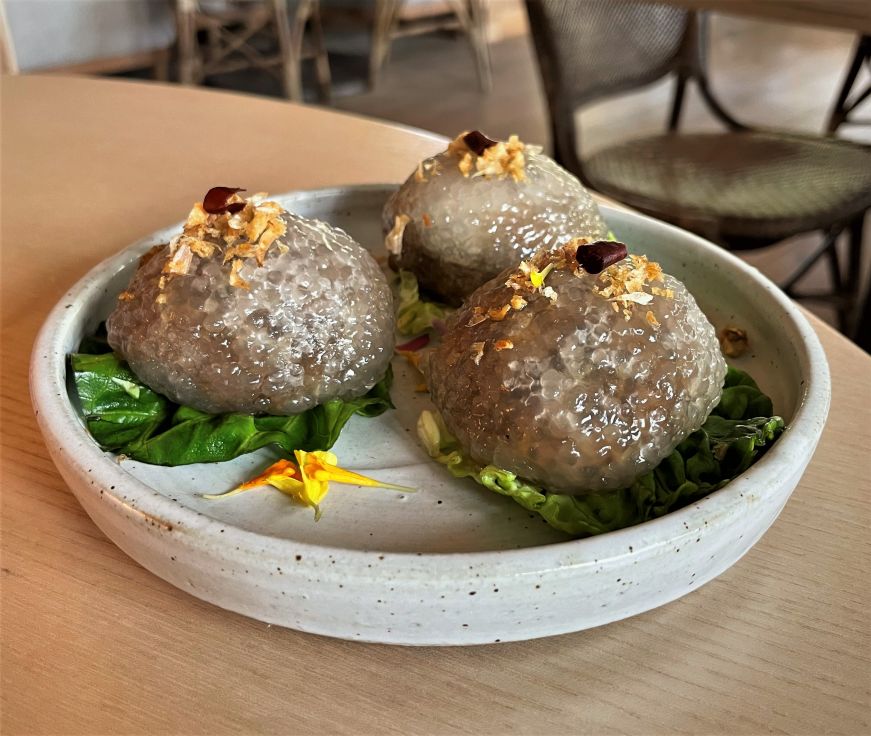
107, 189, 394, 415
383, 131, 608, 305
423, 241, 727, 493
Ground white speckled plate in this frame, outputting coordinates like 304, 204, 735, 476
31, 185, 830, 645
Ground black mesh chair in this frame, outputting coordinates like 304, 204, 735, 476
524, 0, 871, 334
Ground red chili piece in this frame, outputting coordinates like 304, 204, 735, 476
203, 187, 245, 214
462, 130, 498, 156
576, 241, 628, 274
396, 334, 431, 352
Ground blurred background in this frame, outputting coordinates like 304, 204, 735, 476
2, 0, 869, 344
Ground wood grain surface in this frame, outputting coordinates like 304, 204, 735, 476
2, 76, 869, 736
656, 0, 871, 34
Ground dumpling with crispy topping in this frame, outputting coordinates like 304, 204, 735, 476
383, 131, 609, 305
107, 188, 394, 415
422, 241, 727, 494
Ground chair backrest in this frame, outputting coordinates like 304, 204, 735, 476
525, 0, 691, 174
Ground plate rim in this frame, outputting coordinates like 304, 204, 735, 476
30, 183, 831, 571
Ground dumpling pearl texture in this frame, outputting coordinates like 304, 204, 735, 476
424, 267, 727, 494
384, 148, 609, 304
107, 214, 394, 415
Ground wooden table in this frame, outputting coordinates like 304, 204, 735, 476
660, 0, 871, 34
2, 76, 869, 735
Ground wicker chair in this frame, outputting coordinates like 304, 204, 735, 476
524, 0, 871, 334
369, 0, 491, 93
176, 0, 331, 102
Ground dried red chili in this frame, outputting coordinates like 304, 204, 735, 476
576, 241, 628, 274
462, 130, 498, 156
202, 187, 245, 214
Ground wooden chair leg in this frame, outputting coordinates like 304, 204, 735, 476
305, 0, 332, 104
288, 0, 331, 104
206, 22, 220, 67
274, 0, 302, 100
466, 0, 492, 93
369, 0, 399, 90
0, 0, 19, 74
446, 0, 492, 93
176, 0, 199, 85
152, 47, 171, 82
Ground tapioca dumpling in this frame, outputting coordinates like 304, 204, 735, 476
422, 241, 727, 494
107, 189, 394, 416
383, 131, 609, 305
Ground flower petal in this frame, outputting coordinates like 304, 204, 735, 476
295, 450, 415, 492
202, 458, 301, 499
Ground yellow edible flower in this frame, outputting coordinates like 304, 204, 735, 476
204, 451, 413, 521
202, 458, 303, 499
529, 262, 555, 289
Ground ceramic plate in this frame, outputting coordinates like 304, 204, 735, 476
31, 185, 830, 645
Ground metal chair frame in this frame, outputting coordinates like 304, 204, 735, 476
826, 34, 871, 134
826, 33, 871, 349
525, 1, 868, 334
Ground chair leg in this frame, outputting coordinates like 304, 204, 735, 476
781, 227, 841, 296
307, 0, 332, 104
152, 47, 171, 82
206, 22, 220, 67
824, 240, 850, 330
668, 74, 687, 132
780, 220, 866, 334
825, 237, 843, 292
369, 0, 399, 90
176, 0, 199, 85
465, 0, 492, 94
274, 0, 302, 100
289, 0, 331, 104
826, 35, 871, 134
0, 0, 18, 74
445, 0, 492, 93
853, 272, 871, 351
845, 214, 866, 332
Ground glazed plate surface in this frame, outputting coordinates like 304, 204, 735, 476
31, 185, 830, 645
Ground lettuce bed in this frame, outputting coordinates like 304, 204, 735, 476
419, 367, 784, 538
69, 331, 393, 466
71, 316, 782, 538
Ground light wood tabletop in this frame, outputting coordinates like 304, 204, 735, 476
2, 75, 870, 735
657, 0, 871, 34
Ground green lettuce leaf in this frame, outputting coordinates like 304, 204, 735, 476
395, 270, 451, 336
70, 351, 393, 466
417, 367, 784, 538
71, 352, 171, 450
